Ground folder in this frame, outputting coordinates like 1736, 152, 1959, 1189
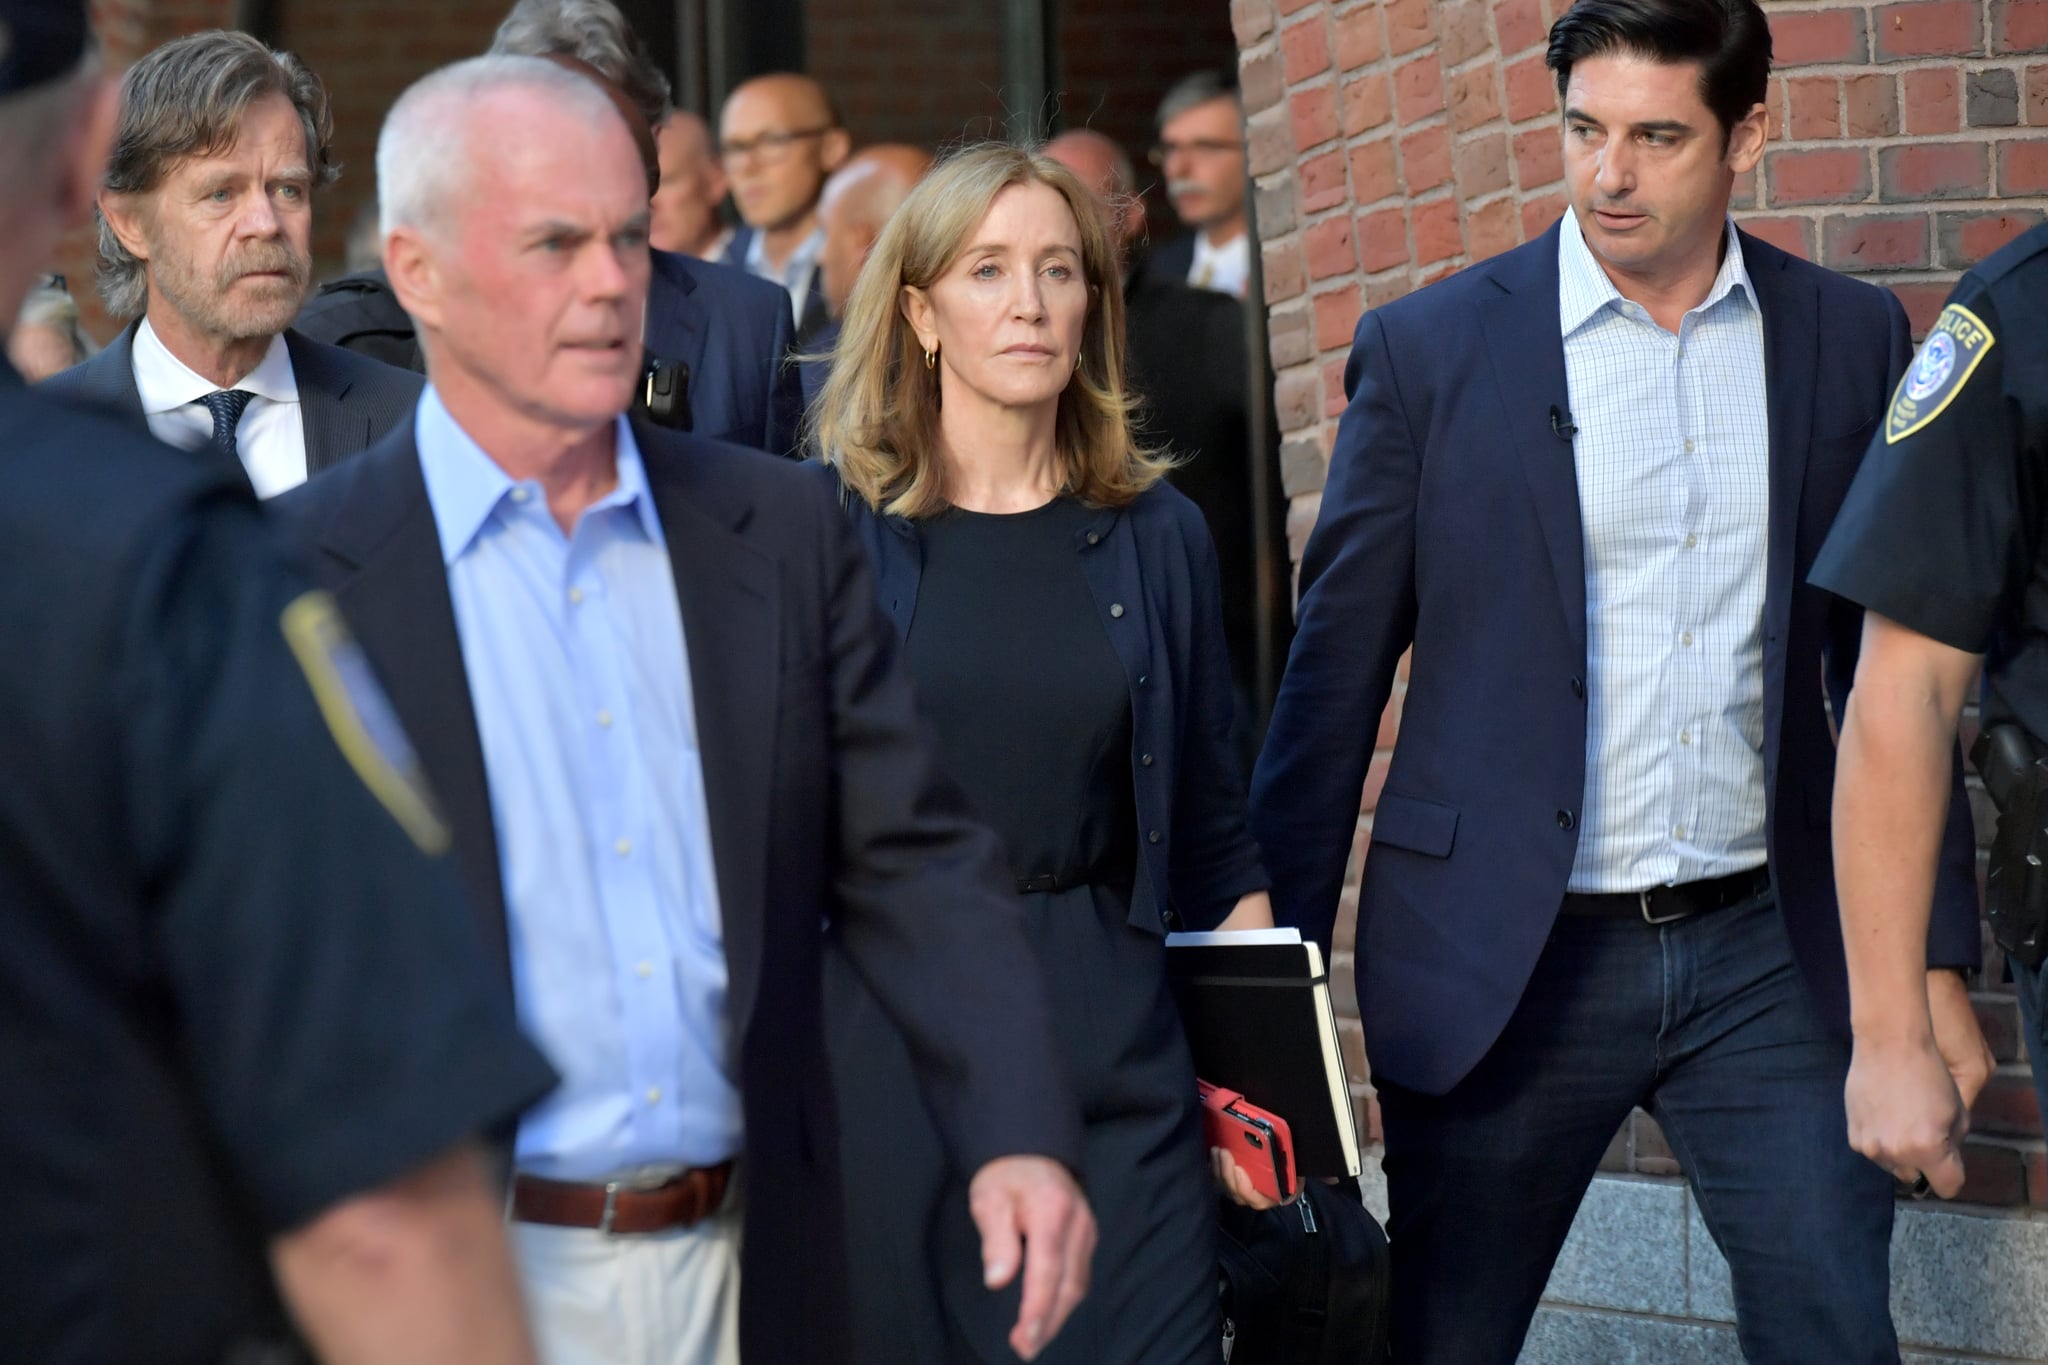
1165, 928, 1363, 1179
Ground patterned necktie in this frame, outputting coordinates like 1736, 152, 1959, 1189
198, 389, 256, 461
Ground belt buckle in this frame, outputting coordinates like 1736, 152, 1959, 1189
1638, 889, 1692, 926
598, 1180, 622, 1236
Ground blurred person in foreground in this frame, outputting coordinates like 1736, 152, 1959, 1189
42, 29, 420, 496
719, 71, 848, 341
810, 142, 1273, 1365
1148, 71, 1251, 299
0, 5, 555, 1362
10, 273, 97, 380
270, 58, 1095, 1365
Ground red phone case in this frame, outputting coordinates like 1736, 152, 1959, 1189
1198, 1079, 1296, 1202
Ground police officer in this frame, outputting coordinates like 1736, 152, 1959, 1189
0, 6, 557, 1361
1810, 220, 2048, 1200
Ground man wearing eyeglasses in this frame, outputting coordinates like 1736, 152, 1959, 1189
718, 73, 848, 343
1147, 71, 1251, 301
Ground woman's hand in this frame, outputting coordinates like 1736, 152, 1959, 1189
1214, 890, 1275, 932
1210, 1145, 1283, 1210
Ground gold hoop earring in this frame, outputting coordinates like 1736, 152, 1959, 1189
924, 347, 936, 370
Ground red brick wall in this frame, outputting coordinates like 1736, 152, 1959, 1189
1237, 0, 2048, 1202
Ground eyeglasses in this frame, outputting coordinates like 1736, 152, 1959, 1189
720, 126, 834, 164
1148, 138, 1245, 166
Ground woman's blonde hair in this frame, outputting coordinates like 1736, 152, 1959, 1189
810, 142, 1169, 517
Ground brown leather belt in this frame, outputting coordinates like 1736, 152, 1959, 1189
511, 1163, 733, 1235
1560, 865, 1771, 925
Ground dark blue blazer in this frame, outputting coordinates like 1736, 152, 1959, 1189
1146, 233, 1197, 288
723, 224, 832, 343
1249, 223, 1981, 1096
270, 422, 1084, 1364
810, 462, 1269, 933
645, 250, 804, 455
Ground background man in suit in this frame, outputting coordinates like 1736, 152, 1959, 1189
297, 0, 802, 455
1147, 71, 1251, 299
272, 56, 1095, 1365
42, 30, 418, 496
801, 142, 930, 408
1046, 128, 1278, 763
651, 110, 732, 260
718, 72, 847, 343
1249, 0, 1982, 1358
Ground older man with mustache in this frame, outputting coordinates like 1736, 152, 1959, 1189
44, 29, 420, 497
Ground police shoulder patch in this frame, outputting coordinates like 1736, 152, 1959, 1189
1886, 302, 1996, 444
280, 590, 452, 855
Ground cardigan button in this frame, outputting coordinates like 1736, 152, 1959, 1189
1141, 753, 1154, 767
1570, 676, 1585, 700
1110, 602, 1125, 618
1137, 674, 1148, 687
1086, 531, 1100, 545
1557, 809, 1576, 831
1148, 830, 1161, 844
1161, 909, 1180, 929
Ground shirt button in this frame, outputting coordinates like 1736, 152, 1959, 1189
1681, 631, 1694, 647
568, 586, 585, 605
636, 960, 653, 979
1557, 809, 1576, 830
1141, 753, 1154, 767
1674, 824, 1687, 839
645, 1087, 662, 1106
597, 709, 613, 728
510, 487, 532, 503
1110, 603, 1125, 618
1148, 829, 1162, 844
1685, 534, 1699, 549
1680, 729, 1692, 746
1684, 439, 1696, 453
615, 838, 632, 857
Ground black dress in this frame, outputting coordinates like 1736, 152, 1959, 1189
828, 497, 1221, 1365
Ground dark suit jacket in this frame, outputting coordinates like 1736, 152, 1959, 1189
295, 253, 804, 455
723, 224, 832, 344
1249, 223, 1982, 1097
1145, 233, 1197, 289
268, 420, 1084, 1364
40, 321, 421, 480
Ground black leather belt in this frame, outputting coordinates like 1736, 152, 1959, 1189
1560, 865, 1771, 925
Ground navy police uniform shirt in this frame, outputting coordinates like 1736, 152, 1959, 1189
1811, 223, 2048, 738
0, 358, 555, 1364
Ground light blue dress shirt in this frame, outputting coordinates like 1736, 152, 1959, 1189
415, 389, 741, 1179
1557, 210, 1772, 894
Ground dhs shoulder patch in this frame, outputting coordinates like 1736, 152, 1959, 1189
1887, 303, 1996, 444
280, 590, 452, 855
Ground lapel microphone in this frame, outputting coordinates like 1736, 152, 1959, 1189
1549, 405, 1578, 441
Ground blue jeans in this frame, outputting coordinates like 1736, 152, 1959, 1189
1375, 892, 1897, 1364
2010, 952, 2048, 1124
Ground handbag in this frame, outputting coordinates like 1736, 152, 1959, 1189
1215, 1177, 1391, 1364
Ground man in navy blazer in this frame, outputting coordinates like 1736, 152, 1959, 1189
1250, 0, 1979, 1359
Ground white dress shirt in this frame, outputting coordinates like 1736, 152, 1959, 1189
1557, 209, 1772, 893
743, 225, 824, 325
132, 318, 307, 498
1188, 230, 1251, 299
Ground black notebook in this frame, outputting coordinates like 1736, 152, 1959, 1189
1165, 929, 1363, 1179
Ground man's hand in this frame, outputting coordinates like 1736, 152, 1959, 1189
967, 1155, 1097, 1361
1928, 967, 1995, 1109
1210, 1145, 1281, 1211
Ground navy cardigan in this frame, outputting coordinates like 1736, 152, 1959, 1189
808, 460, 1270, 935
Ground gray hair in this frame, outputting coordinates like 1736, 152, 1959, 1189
490, 0, 671, 128
1155, 70, 1241, 133
16, 282, 99, 363
378, 55, 625, 243
94, 30, 336, 319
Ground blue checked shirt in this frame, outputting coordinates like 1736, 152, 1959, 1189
417, 390, 741, 1180
1558, 210, 1772, 894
